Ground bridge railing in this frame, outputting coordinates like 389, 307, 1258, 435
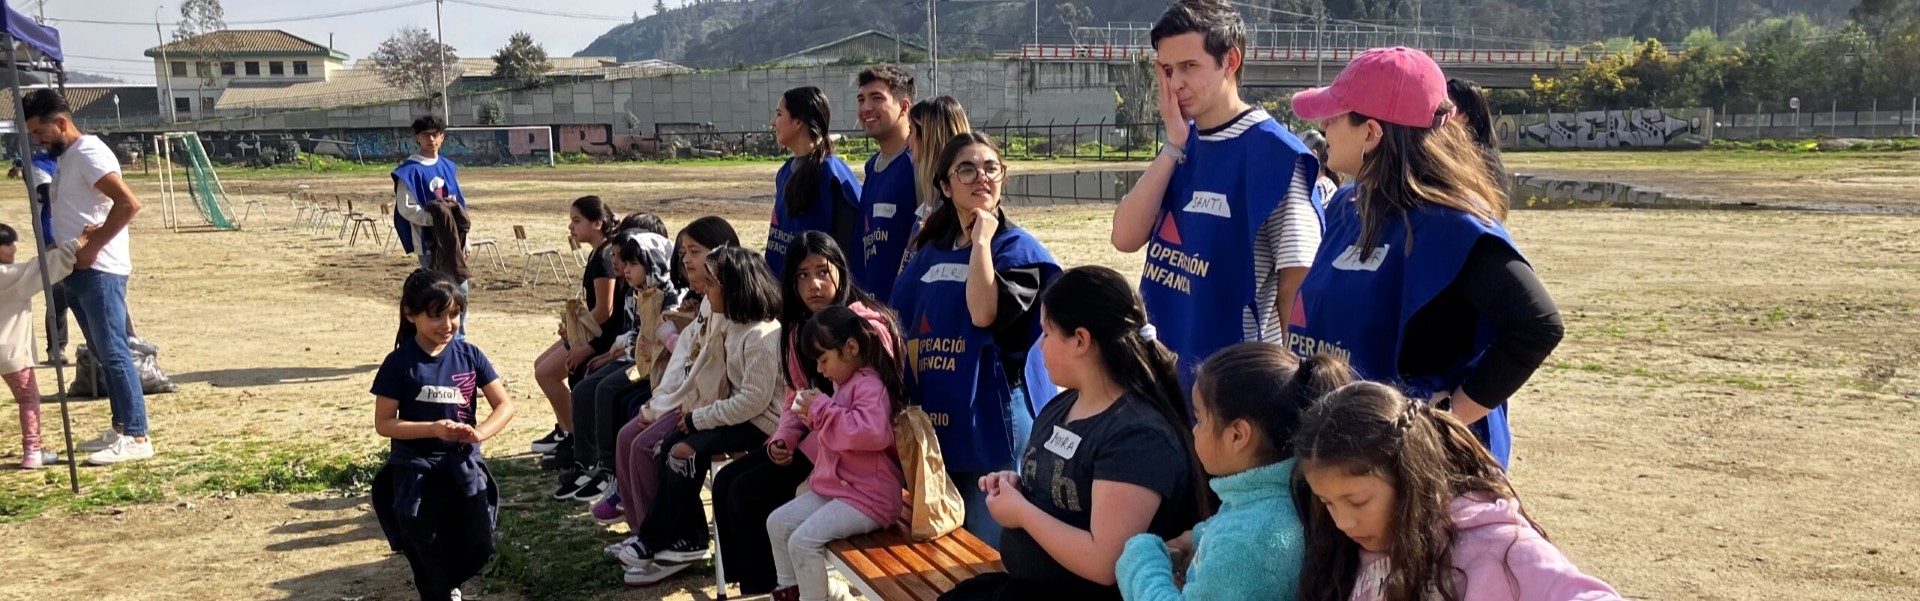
1011, 44, 1649, 65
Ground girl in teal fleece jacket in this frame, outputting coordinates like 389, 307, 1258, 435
1117, 347, 1354, 601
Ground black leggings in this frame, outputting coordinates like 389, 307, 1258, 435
570, 360, 647, 470
636, 422, 770, 550
713, 447, 814, 594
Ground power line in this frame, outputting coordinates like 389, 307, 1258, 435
46, 1, 432, 27
444, 0, 630, 21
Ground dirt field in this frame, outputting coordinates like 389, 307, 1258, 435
0, 153, 1915, 601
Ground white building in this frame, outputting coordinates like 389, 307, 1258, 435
144, 30, 349, 120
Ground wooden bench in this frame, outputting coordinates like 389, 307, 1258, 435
827, 524, 1003, 601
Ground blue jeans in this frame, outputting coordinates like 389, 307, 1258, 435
66, 269, 148, 437
949, 386, 1037, 551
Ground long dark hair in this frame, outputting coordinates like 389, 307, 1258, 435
1294, 382, 1538, 601
780, 86, 836, 217
674, 216, 741, 294
804, 305, 909, 415
706, 246, 783, 324
572, 195, 617, 249
1346, 111, 1506, 263
1038, 265, 1205, 523
912, 132, 1012, 251
1195, 346, 1353, 465
1447, 78, 1509, 193
395, 268, 468, 348
779, 231, 889, 390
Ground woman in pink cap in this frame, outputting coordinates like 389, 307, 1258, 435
1284, 47, 1563, 469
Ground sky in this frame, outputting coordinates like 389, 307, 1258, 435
31, 0, 662, 84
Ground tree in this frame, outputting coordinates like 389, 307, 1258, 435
172, 0, 231, 116
654, 0, 668, 15
491, 31, 552, 88
370, 27, 461, 105
1056, 3, 1097, 46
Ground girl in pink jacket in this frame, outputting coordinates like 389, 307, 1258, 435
765, 305, 908, 601
1294, 382, 1624, 601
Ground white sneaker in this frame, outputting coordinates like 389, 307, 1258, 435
86, 436, 154, 465
622, 561, 690, 587
20, 449, 58, 470
449, 588, 462, 601
76, 429, 121, 452
604, 536, 637, 557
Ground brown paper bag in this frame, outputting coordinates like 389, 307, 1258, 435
893, 406, 965, 541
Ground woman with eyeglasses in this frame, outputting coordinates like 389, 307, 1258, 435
890, 132, 1060, 549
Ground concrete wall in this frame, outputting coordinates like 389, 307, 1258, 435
1494, 108, 1715, 149
174, 60, 1123, 136
1717, 110, 1920, 140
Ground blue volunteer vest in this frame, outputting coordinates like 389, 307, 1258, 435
860, 150, 917, 305
1287, 187, 1519, 467
1140, 116, 1323, 387
766, 155, 864, 275
30, 153, 55, 246
893, 226, 1059, 473
391, 157, 466, 255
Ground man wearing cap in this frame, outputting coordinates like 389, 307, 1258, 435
1286, 46, 1564, 469
1110, 0, 1324, 388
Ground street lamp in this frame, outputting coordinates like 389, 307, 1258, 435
112, 93, 121, 127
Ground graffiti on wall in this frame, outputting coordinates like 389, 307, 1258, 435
1495, 108, 1714, 150
89, 123, 653, 166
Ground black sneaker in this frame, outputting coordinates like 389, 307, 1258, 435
552, 466, 590, 500
530, 425, 568, 454
655, 538, 712, 564
571, 468, 612, 502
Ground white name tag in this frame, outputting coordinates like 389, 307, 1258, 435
415, 385, 464, 405
873, 203, 898, 219
1043, 426, 1082, 459
1330, 244, 1391, 272
1184, 191, 1231, 218
921, 263, 968, 283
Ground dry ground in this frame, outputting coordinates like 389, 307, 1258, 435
0, 153, 1915, 601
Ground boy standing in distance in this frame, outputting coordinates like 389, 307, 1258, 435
854, 65, 917, 303
1111, 0, 1323, 387
392, 115, 471, 335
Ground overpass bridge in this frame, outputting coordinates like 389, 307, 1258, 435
1009, 44, 1606, 89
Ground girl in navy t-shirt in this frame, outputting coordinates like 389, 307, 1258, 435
371, 269, 518, 601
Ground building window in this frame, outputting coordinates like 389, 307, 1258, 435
174, 97, 192, 114
196, 62, 212, 77
245, 61, 259, 76
170, 61, 187, 77
221, 62, 235, 76
292, 61, 309, 76
202, 97, 217, 112
269, 61, 284, 76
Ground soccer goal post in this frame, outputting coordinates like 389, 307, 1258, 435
445, 126, 557, 168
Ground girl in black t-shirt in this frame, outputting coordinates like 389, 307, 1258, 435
532, 195, 625, 475
942, 266, 1205, 601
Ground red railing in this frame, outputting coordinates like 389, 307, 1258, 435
1009, 45, 1653, 65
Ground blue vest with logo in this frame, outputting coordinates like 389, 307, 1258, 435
1140, 116, 1322, 387
1287, 187, 1518, 467
766, 155, 864, 276
860, 151, 917, 305
892, 226, 1059, 473
391, 157, 465, 255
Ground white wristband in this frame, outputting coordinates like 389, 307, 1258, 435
1161, 143, 1186, 164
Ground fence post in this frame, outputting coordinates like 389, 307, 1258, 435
1071, 118, 1082, 159
1048, 120, 1057, 159
1871, 99, 1878, 138
1097, 119, 1106, 161
1912, 97, 1917, 137
1831, 99, 1837, 137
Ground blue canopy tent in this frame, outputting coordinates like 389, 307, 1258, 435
2, 1, 80, 493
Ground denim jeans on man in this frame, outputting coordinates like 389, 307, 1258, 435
66, 269, 147, 436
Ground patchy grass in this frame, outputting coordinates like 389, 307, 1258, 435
482, 458, 717, 601
0, 441, 382, 525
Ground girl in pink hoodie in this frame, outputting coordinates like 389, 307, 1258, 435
1294, 382, 1624, 601
765, 305, 908, 601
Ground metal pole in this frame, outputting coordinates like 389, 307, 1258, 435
436, 0, 450, 119
1870, 98, 1877, 138
4, 39, 80, 495
154, 5, 176, 124
928, 0, 938, 95
1315, 12, 1326, 85
1830, 99, 1837, 137
1033, 0, 1039, 49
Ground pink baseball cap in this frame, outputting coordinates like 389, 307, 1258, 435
1292, 47, 1449, 129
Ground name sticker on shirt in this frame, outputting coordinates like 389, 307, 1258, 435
1330, 244, 1392, 272
1043, 426, 1083, 459
416, 385, 464, 405
922, 263, 969, 283
1184, 191, 1232, 218
873, 203, 898, 219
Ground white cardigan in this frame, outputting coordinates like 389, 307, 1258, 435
645, 299, 785, 435
0, 241, 78, 374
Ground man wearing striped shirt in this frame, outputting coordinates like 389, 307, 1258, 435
1112, 0, 1324, 387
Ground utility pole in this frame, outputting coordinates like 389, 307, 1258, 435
436, 0, 450, 119
928, 0, 938, 95
1033, 0, 1039, 49
155, 4, 176, 124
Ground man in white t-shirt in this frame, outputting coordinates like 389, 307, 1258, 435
23, 89, 153, 465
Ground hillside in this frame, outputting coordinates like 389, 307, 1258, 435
578, 0, 1864, 67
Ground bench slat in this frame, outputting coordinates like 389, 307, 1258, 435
833, 544, 922, 601
861, 546, 948, 601
875, 542, 961, 592
829, 523, 1007, 601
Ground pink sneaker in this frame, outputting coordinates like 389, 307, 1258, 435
591, 498, 624, 525
21, 449, 57, 470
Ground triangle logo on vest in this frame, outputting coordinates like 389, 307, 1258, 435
1156, 212, 1183, 246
